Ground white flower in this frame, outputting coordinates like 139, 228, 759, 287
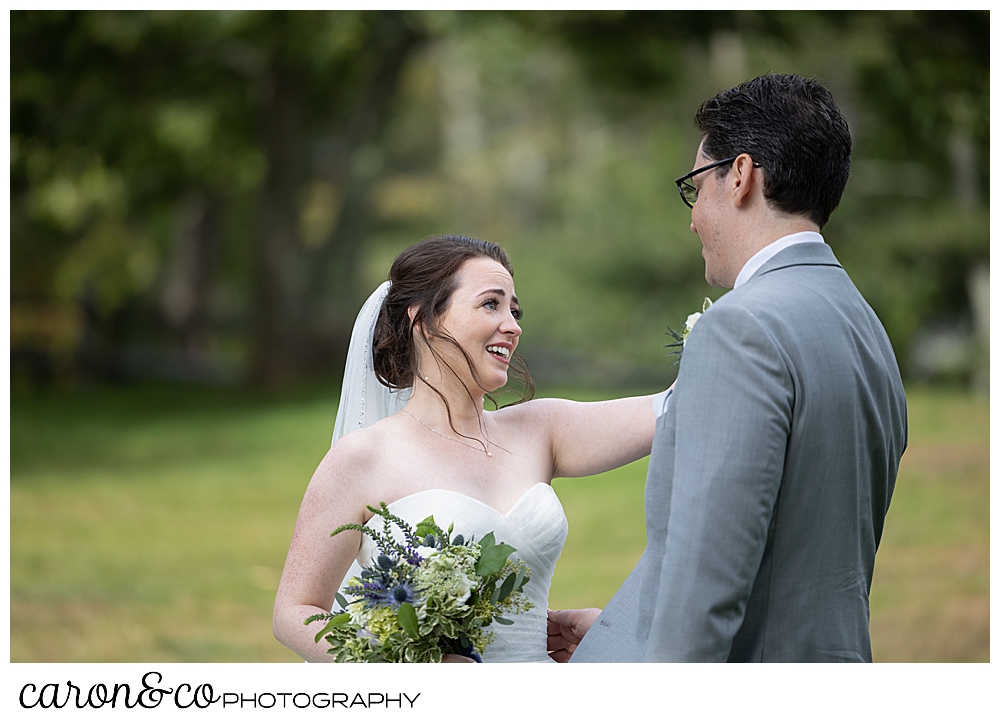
414, 551, 477, 604
682, 298, 713, 345
450, 570, 475, 604
415, 546, 437, 560
347, 599, 368, 627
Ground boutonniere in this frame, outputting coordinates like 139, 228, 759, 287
666, 297, 713, 363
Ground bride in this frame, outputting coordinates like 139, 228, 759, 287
273, 235, 659, 662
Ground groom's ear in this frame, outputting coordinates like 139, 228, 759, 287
730, 153, 758, 209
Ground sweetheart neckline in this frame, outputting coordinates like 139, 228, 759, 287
370, 483, 554, 520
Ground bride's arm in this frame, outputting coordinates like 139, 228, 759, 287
272, 433, 375, 662
519, 390, 666, 479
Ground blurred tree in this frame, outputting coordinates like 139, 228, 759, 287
511, 10, 989, 381
11, 10, 426, 386
10, 10, 989, 390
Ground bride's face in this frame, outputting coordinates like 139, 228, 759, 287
423, 257, 522, 393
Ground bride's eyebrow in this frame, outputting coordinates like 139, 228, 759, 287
478, 288, 518, 305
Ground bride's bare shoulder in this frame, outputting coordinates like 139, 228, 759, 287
315, 420, 398, 486
492, 397, 573, 424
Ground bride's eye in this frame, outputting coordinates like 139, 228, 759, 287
512, 307, 524, 321
483, 299, 499, 311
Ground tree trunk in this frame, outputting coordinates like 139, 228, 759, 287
248, 12, 425, 386
250, 66, 306, 386
308, 13, 427, 372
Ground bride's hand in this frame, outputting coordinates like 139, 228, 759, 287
441, 654, 477, 663
547, 607, 601, 663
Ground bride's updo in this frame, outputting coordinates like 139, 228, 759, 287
372, 235, 533, 405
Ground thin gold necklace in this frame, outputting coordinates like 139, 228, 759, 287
401, 408, 492, 458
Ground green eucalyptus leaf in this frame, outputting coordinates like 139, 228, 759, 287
414, 515, 438, 539
494, 616, 514, 625
497, 571, 517, 602
334, 592, 349, 610
476, 532, 517, 576
397, 603, 419, 638
312, 612, 351, 643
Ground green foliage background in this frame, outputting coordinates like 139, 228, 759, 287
10, 10, 989, 388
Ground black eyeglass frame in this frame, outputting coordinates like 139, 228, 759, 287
674, 156, 761, 209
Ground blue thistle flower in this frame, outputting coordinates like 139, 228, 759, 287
423, 533, 436, 548
451, 534, 465, 546
377, 554, 394, 570
389, 581, 417, 608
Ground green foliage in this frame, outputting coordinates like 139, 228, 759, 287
474, 532, 518, 577
11, 11, 989, 389
316, 505, 532, 662
396, 603, 419, 637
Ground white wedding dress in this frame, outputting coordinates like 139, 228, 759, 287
331, 282, 569, 662
340, 483, 568, 663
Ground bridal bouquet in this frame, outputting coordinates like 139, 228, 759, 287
305, 503, 532, 663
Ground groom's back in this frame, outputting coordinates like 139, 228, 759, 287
724, 247, 907, 661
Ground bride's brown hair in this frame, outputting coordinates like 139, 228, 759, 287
373, 235, 533, 441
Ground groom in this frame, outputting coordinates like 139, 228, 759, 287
549, 74, 908, 662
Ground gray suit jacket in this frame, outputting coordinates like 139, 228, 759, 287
571, 242, 907, 662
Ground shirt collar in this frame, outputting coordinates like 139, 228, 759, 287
733, 231, 826, 289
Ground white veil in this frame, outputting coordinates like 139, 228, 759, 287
331, 281, 411, 446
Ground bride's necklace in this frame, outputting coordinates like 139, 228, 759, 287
402, 408, 492, 458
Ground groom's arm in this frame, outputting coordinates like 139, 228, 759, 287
646, 302, 792, 661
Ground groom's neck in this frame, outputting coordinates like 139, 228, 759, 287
720, 212, 821, 289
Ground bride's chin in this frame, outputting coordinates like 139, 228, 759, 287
478, 375, 507, 395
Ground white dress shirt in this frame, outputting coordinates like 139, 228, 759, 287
653, 388, 672, 418
733, 231, 826, 289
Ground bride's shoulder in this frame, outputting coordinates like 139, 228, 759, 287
490, 397, 573, 430
324, 420, 398, 477
495, 397, 573, 416
307, 418, 411, 510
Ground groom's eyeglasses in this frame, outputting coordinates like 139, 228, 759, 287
674, 156, 761, 209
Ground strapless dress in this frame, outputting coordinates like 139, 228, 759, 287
338, 483, 568, 663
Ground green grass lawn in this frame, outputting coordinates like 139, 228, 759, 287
9, 384, 989, 662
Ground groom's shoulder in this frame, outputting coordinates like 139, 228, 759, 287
699, 274, 830, 341
727, 252, 856, 312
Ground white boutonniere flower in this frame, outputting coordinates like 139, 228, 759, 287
666, 297, 713, 363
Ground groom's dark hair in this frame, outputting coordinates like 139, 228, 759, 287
695, 73, 852, 228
